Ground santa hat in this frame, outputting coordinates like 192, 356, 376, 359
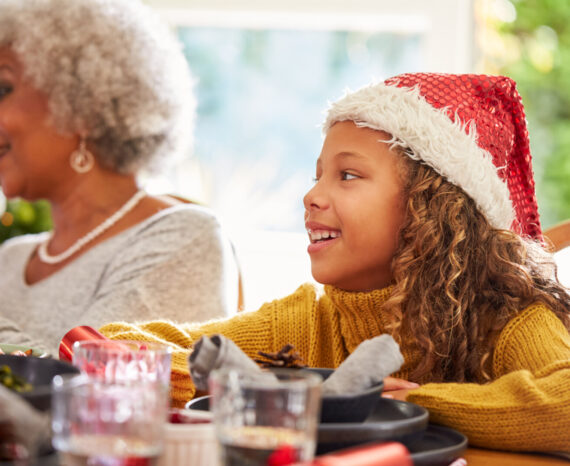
323, 73, 542, 240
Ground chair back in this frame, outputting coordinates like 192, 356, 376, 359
163, 195, 245, 312
544, 219, 570, 252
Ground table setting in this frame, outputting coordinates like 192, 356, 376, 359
0, 328, 568, 466
1, 328, 172, 466
185, 333, 468, 465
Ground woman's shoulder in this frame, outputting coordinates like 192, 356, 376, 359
98, 202, 230, 267
126, 202, 223, 239
0, 232, 49, 256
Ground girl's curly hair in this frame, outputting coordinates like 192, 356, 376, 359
383, 155, 570, 384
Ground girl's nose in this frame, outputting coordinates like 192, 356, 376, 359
303, 180, 327, 211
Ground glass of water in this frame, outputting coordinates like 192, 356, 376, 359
209, 368, 322, 466
70, 340, 171, 386
51, 341, 171, 466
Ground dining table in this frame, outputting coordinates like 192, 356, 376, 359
3, 448, 568, 466
464, 447, 569, 465
2, 444, 570, 465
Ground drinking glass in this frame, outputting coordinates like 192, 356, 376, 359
71, 340, 171, 386
209, 368, 322, 466
51, 340, 172, 466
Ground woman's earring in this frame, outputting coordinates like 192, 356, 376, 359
70, 139, 95, 174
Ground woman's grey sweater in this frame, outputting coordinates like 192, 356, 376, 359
0, 204, 239, 355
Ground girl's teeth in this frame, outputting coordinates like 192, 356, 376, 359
308, 229, 341, 242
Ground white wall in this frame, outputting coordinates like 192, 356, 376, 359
148, 0, 476, 73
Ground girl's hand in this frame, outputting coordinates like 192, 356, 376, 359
382, 377, 420, 401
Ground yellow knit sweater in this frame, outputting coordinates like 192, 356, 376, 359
100, 283, 570, 452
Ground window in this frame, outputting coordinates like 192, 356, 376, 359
148, 0, 475, 310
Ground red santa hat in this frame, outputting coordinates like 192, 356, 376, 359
323, 73, 542, 240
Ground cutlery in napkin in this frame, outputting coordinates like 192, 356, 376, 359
188, 334, 403, 395
188, 334, 274, 391
321, 334, 403, 394
0, 385, 50, 456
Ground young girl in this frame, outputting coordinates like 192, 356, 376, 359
100, 73, 570, 452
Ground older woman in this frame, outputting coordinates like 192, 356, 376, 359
0, 0, 239, 355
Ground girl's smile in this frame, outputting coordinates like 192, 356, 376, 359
303, 121, 406, 291
306, 221, 342, 253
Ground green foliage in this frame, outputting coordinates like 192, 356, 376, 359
494, 0, 570, 227
0, 200, 52, 244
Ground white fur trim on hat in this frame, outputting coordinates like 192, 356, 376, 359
323, 82, 515, 231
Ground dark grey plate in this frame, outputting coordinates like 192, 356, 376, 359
1, 355, 80, 459
313, 424, 467, 465
404, 424, 468, 466
316, 397, 429, 454
3, 425, 467, 466
186, 395, 429, 455
0, 425, 468, 466
0, 354, 79, 412
0, 454, 59, 466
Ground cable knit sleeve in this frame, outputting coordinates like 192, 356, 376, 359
99, 283, 319, 407
406, 303, 570, 452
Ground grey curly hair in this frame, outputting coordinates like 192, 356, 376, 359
0, 0, 195, 174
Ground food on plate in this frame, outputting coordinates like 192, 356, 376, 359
254, 344, 308, 369
0, 365, 33, 393
0, 347, 33, 357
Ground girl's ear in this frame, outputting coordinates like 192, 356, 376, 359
393, 153, 412, 208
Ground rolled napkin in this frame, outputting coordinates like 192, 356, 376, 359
0, 385, 51, 458
189, 334, 273, 391
321, 334, 404, 396
188, 334, 404, 396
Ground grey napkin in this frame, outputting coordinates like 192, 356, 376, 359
188, 334, 403, 395
321, 334, 404, 395
189, 334, 273, 391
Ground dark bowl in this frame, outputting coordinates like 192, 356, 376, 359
302, 368, 383, 423
187, 367, 383, 424
0, 354, 80, 412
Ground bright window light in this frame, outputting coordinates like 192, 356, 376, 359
148, 1, 475, 311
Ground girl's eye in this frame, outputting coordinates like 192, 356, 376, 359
341, 171, 359, 181
0, 85, 13, 99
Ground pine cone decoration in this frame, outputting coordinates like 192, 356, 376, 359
255, 344, 307, 369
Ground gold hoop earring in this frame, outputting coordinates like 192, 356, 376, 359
70, 139, 95, 174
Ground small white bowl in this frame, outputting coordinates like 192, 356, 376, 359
158, 410, 218, 466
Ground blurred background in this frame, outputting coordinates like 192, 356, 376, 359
1, 0, 569, 310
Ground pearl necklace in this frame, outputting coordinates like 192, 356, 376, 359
37, 190, 146, 265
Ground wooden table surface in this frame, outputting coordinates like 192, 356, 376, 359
3, 447, 568, 466
464, 447, 569, 465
